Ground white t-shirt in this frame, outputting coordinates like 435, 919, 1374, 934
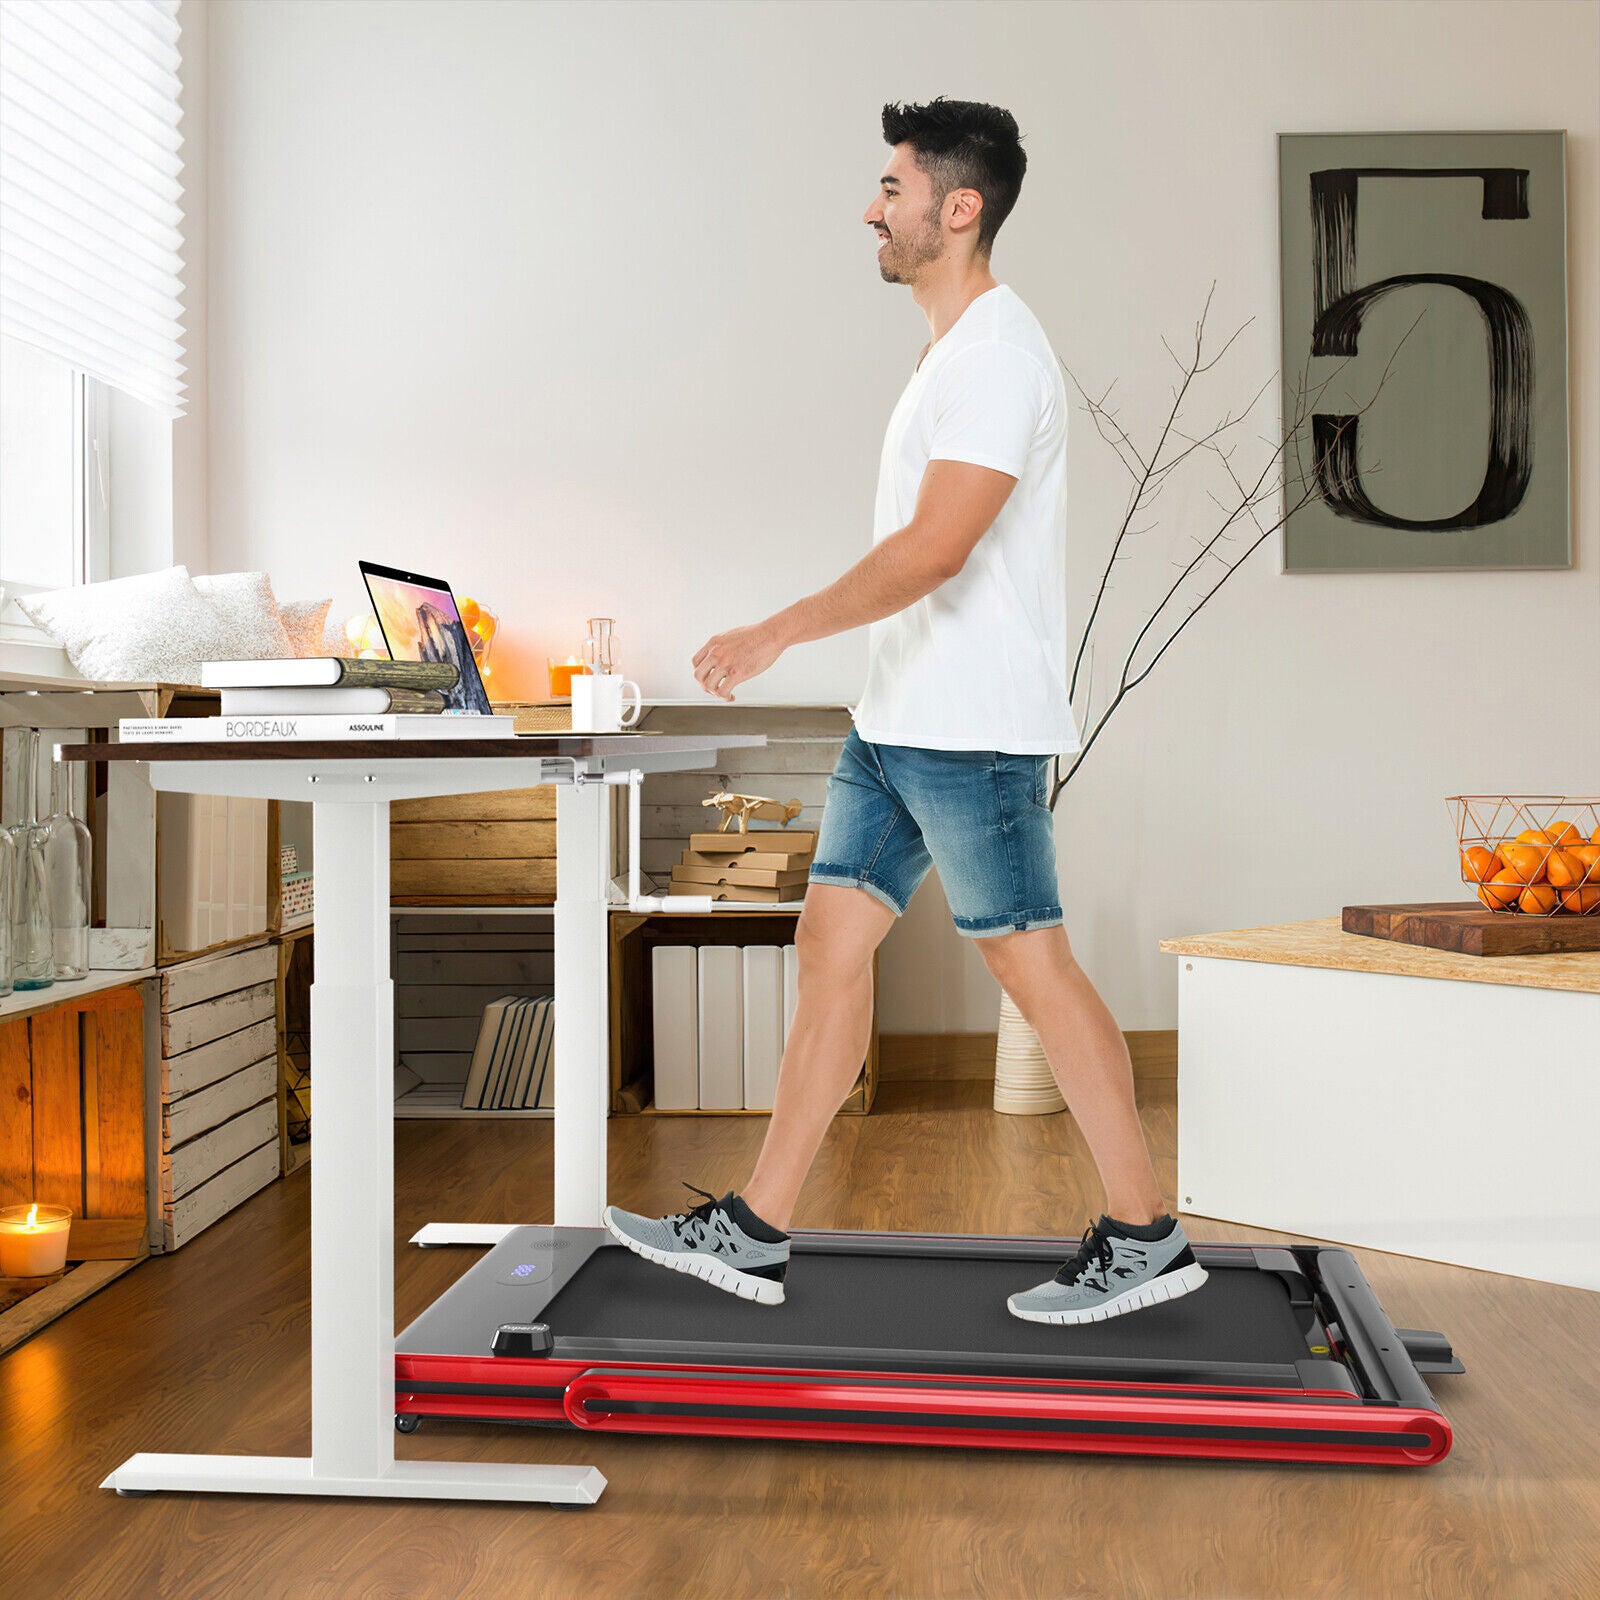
852, 284, 1080, 755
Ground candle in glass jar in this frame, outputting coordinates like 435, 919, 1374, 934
0, 1203, 72, 1277
548, 656, 591, 698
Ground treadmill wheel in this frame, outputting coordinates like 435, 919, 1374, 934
395, 1413, 421, 1435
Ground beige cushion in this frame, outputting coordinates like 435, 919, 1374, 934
17, 566, 242, 684
277, 598, 334, 658
192, 572, 295, 660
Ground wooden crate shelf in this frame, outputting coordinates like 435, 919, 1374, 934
0, 981, 151, 1348
158, 941, 281, 1250
390, 788, 557, 905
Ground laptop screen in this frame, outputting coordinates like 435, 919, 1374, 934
360, 563, 493, 714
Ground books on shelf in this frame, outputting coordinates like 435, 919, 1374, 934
741, 945, 783, 1111
648, 940, 799, 1111
461, 996, 554, 1110
221, 686, 447, 715
119, 713, 517, 741
650, 946, 698, 1111
696, 947, 743, 1110
200, 657, 461, 690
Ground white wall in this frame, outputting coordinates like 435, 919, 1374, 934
204, 0, 1599, 1030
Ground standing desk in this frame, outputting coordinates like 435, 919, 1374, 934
60, 733, 765, 1505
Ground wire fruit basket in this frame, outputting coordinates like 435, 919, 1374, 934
1448, 795, 1600, 916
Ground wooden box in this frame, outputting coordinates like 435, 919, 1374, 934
158, 942, 281, 1251
0, 985, 148, 1251
390, 787, 558, 905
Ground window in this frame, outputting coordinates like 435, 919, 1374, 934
0, 334, 108, 622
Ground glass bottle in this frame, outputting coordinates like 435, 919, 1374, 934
582, 616, 619, 676
0, 825, 14, 998
9, 729, 53, 991
43, 753, 91, 981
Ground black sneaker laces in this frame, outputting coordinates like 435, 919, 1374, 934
1054, 1220, 1114, 1286
669, 1182, 725, 1246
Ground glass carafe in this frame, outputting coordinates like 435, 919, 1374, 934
43, 754, 91, 981
9, 729, 53, 991
582, 617, 619, 676
0, 826, 14, 997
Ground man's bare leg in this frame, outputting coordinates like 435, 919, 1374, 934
740, 884, 896, 1232
976, 924, 1166, 1226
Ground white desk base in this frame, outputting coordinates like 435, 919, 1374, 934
106, 1454, 604, 1504
100, 745, 741, 1506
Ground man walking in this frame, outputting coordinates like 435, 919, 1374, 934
606, 99, 1205, 1325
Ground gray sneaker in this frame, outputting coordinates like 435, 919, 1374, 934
603, 1185, 790, 1305
1008, 1216, 1208, 1325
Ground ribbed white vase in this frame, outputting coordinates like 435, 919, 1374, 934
993, 990, 1067, 1115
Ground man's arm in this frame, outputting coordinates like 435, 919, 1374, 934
692, 460, 1017, 700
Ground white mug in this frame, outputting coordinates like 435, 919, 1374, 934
570, 672, 642, 732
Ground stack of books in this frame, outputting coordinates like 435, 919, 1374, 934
118, 658, 518, 740
461, 996, 555, 1110
668, 829, 816, 905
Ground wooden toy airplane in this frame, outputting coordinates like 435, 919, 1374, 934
701, 791, 805, 833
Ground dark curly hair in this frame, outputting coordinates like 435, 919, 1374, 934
881, 98, 1027, 253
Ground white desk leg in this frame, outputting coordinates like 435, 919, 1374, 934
554, 776, 610, 1227
103, 797, 604, 1504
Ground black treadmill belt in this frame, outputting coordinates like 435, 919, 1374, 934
540, 1245, 1307, 1368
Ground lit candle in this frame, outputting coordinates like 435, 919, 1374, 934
0, 1202, 72, 1278
548, 655, 591, 698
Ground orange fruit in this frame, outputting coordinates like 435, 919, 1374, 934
458, 597, 481, 628
1548, 820, 1584, 846
1570, 843, 1600, 882
1547, 849, 1585, 887
1499, 843, 1549, 883
1518, 883, 1561, 915
1478, 870, 1523, 911
1460, 846, 1501, 884
1592, 823, 1600, 845
1559, 884, 1600, 914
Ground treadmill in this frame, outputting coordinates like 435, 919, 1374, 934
397, 1226, 1461, 1467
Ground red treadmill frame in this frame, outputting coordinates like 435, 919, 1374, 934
394, 1352, 1452, 1468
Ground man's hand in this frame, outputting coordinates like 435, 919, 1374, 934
693, 618, 788, 702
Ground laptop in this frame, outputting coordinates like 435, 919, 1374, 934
359, 560, 494, 714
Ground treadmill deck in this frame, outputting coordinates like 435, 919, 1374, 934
395, 1226, 1456, 1467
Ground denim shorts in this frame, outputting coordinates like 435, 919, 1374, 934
808, 729, 1064, 938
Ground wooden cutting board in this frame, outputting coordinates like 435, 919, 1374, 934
1342, 901, 1600, 956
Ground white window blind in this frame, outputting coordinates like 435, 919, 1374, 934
0, 0, 186, 417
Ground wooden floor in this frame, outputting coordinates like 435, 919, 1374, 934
2, 1079, 1596, 1600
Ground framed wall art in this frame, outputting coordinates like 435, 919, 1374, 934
1279, 131, 1569, 572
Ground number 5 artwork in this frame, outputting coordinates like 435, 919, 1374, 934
1278, 131, 1569, 572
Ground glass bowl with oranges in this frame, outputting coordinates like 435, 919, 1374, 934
1450, 796, 1600, 916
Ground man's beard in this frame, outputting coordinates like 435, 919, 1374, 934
877, 208, 944, 284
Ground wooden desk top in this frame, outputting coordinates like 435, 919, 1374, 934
57, 733, 767, 763
1160, 916, 1600, 995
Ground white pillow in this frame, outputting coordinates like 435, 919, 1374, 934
321, 612, 356, 658
277, 597, 333, 658
18, 566, 243, 684
192, 572, 295, 660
